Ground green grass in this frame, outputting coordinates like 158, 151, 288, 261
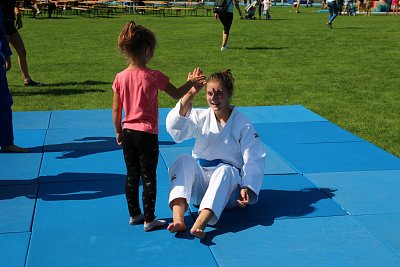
7, 7, 400, 157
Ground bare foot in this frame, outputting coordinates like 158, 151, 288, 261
190, 228, 206, 239
1, 145, 29, 153
167, 222, 186, 233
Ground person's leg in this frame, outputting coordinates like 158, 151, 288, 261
167, 154, 206, 232
6, 32, 30, 82
190, 208, 214, 238
122, 129, 142, 222
330, 1, 338, 22
219, 12, 233, 49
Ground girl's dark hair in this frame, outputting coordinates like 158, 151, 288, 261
206, 69, 234, 97
117, 21, 156, 59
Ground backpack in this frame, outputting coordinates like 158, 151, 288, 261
213, 0, 232, 13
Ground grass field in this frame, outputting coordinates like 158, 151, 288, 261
6, 6, 400, 157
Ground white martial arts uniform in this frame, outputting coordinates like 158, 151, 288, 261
166, 101, 266, 225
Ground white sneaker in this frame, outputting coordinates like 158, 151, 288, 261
129, 214, 144, 225
220, 47, 229, 51
144, 219, 167, 231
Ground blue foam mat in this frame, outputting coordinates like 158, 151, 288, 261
49, 109, 112, 129
207, 216, 400, 267
13, 129, 46, 153
354, 213, 400, 257
270, 141, 400, 174
254, 121, 364, 145
236, 105, 328, 123
0, 184, 37, 233
39, 150, 126, 183
304, 170, 400, 215
27, 225, 216, 267
13, 111, 51, 129
0, 153, 42, 185
0, 232, 31, 267
33, 179, 171, 231
44, 127, 119, 151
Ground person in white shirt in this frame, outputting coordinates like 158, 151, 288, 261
166, 70, 266, 238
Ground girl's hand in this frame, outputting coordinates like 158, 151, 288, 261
116, 133, 122, 145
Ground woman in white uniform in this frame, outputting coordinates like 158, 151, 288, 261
166, 70, 266, 238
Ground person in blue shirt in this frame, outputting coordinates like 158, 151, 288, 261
0, 9, 28, 152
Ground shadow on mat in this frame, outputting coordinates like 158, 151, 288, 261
199, 188, 338, 245
27, 137, 175, 158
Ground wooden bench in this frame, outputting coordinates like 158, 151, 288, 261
135, 6, 164, 16
164, 7, 197, 16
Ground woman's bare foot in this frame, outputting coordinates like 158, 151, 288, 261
190, 228, 206, 239
1, 145, 29, 153
167, 222, 186, 233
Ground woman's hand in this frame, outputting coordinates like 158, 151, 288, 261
187, 67, 206, 96
237, 187, 250, 208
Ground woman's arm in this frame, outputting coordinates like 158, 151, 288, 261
163, 67, 205, 100
233, 0, 244, 18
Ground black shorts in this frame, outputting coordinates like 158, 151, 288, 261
3, 20, 18, 35
218, 12, 234, 35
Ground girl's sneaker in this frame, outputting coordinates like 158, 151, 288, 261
129, 214, 144, 225
144, 219, 167, 231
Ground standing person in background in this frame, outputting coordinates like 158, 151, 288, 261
23, 0, 41, 15
385, 0, 392, 14
365, 0, 372, 16
112, 21, 205, 232
326, 0, 338, 28
214, 0, 244, 51
391, 0, 398, 14
0, 9, 28, 153
0, 0, 43, 86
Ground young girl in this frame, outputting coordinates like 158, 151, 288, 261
263, 0, 271, 19
112, 21, 205, 232
392, 0, 399, 15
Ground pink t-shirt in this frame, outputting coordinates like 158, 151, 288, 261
112, 67, 169, 134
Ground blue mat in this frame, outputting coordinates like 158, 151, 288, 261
13, 129, 46, 153
270, 141, 400, 174
0, 184, 37, 233
12, 111, 51, 129
49, 109, 112, 129
207, 216, 400, 267
0, 153, 42, 185
304, 170, 400, 215
0, 232, 31, 267
254, 121, 364, 145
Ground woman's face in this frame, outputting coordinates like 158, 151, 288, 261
206, 81, 231, 113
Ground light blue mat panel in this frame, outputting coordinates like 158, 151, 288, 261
159, 146, 192, 168
191, 174, 347, 225
13, 111, 51, 129
39, 150, 126, 183
158, 125, 195, 147
159, 107, 172, 126
27, 225, 216, 267
270, 142, 400, 174
49, 109, 111, 129
0, 232, 31, 267
44, 127, 118, 151
237, 105, 328, 123
304, 170, 400, 215
354, 213, 400, 257
0, 184, 37, 233
207, 216, 400, 267
12, 129, 46, 153
0, 153, 42, 185
33, 179, 171, 231
254, 121, 364, 145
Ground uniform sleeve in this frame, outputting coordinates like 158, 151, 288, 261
156, 71, 170, 91
240, 124, 266, 204
166, 99, 197, 143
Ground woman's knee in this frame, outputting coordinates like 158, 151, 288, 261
212, 165, 239, 184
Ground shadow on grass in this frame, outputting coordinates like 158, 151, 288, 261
12, 88, 106, 96
239, 46, 289, 50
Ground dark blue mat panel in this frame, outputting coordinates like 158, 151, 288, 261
160, 146, 297, 175
39, 150, 125, 183
254, 121, 364, 145
27, 225, 217, 267
44, 128, 118, 151
13, 111, 51, 129
191, 174, 347, 225
270, 142, 400, 174
0, 232, 31, 267
208, 216, 400, 267
0, 184, 37, 233
354, 213, 400, 257
0, 153, 42, 185
33, 179, 171, 231
236, 105, 328, 123
304, 170, 400, 215
49, 109, 112, 129
13, 129, 46, 153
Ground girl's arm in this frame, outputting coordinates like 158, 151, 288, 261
112, 93, 123, 145
163, 67, 205, 100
